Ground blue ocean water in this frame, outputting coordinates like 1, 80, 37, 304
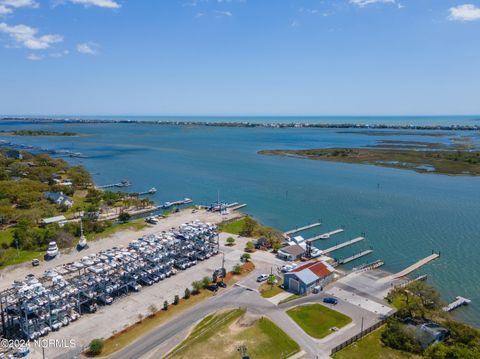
1, 119, 480, 326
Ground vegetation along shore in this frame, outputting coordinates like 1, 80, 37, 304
0, 130, 80, 136
259, 148, 480, 176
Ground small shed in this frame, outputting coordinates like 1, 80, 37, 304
277, 244, 305, 261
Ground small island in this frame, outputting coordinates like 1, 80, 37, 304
259, 148, 480, 176
0, 130, 80, 136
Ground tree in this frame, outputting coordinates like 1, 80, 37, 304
163, 300, 169, 311
381, 319, 422, 354
226, 237, 236, 246
245, 241, 255, 253
88, 339, 104, 356
192, 280, 203, 294
240, 217, 256, 237
202, 276, 211, 288
233, 263, 243, 275
241, 253, 251, 262
184, 288, 191, 299
173, 295, 180, 305
118, 212, 131, 223
272, 242, 283, 253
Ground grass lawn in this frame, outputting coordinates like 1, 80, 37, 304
258, 278, 284, 298
219, 218, 247, 235
166, 309, 300, 359
287, 304, 352, 339
86, 219, 148, 241
333, 326, 422, 359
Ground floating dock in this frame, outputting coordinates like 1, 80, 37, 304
306, 229, 344, 242
138, 187, 157, 196
322, 236, 365, 255
229, 203, 247, 211
443, 296, 471, 312
284, 222, 322, 237
163, 198, 193, 208
387, 253, 440, 280
336, 249, 373, 265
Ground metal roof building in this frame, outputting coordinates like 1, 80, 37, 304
283, 261, 335, 294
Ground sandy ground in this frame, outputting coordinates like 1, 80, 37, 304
0, 208, 242, 291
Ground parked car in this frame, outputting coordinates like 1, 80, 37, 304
256, 274, 268, 282
323, 297, 338, 305
31, 259, 40, 267
217, 281, 227, 288
206, 284, 218, 292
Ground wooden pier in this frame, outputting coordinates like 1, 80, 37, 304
322, 236, 365, 255
96, 180, 131, 189
443, 296, 471, 312
230, 203, 247, 211
336, 249, 373, 265
306, 229, 344, 242
387, 253, 440, 280
284, 222, 322, 237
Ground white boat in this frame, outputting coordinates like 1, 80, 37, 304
148, 187, 157, 194
77, 218, 88, 250
47, 241, 59, 258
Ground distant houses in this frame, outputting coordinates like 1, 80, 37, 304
283, 261, 335, 294
43, 191, 74, 208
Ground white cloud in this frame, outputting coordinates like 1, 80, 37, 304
350, 0, 395, 7
214, 10, 232, 17
0, 4, 12, 14
68, 0, 120, 9
0, 0, 38, 15
50, 49, 69, 57
448, 4, 480, 22
0, 22, 63, 49
27, 53, 42, 60
77, 41, 99, 54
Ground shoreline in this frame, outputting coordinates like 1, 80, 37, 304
1, 117, 480, 131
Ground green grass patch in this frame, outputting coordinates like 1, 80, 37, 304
86, 219, 148, 241
0, 228, 14, 245
287, 304, 352, 339
166, 309, 300, 359
333, 326, 421, 359
279, 294, 303, 305
258, 278, 284, 298
219, 218, 247, 235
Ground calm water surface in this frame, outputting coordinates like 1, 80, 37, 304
1, 120, 479, 326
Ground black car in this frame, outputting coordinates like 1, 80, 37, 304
206, 284, 218, 292
217, 281, 227, 288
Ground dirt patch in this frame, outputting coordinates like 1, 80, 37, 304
229, 312, 259, 334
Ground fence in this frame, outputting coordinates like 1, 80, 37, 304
330, 318, 388, 355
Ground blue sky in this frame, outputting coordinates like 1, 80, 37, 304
0, 0, 479, 116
